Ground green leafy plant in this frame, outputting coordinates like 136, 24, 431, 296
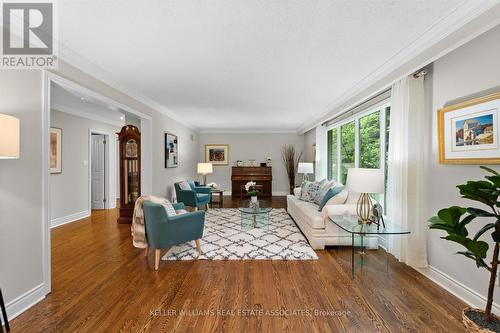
428, 166, 500, 322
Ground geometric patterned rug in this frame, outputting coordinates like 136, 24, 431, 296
162, 208, 318, 260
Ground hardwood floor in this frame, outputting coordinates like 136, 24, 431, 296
11, 196, 466, 332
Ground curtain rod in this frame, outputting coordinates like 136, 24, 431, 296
321, 87, 391, 127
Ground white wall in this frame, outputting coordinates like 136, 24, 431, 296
303, 128, 316, 180
50, 110, 120, 226
426, 25, 500, 307
0, 70, 47, 317
198, 133, 304, 194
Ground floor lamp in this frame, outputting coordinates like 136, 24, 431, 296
0, 114, 20, 332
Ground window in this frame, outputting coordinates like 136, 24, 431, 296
327, 128, 338, 181
326, 102, 391, 206
359, 111, 380, 169
340, 121, 355, 184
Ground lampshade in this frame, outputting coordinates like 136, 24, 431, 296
346, 168, 384, 194
297, 162, 314, 174
0, 114, 20, 159
197, 163, 213, 175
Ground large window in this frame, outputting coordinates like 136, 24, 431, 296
340, 121, 355, 184
326, 103, 391, 205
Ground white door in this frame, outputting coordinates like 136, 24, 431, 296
91, 134, 106, 209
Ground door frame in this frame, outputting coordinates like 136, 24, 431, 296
42, 71, 153, 295
89, 130, 112, 210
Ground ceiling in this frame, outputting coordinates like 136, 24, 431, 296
57, 0, 488, 132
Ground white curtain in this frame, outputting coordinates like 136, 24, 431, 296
386, 75, 428, 268
315, 124, 328, 181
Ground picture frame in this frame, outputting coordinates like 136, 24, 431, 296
164, 132, 178, 168
205, 144, 229, 166
50, 127, 62, 174
438, 91, 500, 164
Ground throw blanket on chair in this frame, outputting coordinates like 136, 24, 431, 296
132, 195, 176, 248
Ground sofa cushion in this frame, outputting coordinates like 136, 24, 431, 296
318, 186, 344, 211
293, 199, 325, 229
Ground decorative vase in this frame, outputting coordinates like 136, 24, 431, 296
462, 307, 500, 333
250, 196, 259, 209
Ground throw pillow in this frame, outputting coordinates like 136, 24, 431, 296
301, 180, 321, 202
318, 186, 344, 211
313, 180, 337, 205
150, 195, 177, 217
178, 181, 191, 191
299, 180, 312, 201
324, 187, 349, 206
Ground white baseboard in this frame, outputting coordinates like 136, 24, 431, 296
417, 265, 500, 315
51, 210, 90, 228
5, 283, 48, 321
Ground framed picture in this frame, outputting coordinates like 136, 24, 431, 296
50, 127, 62, 173
438, 91, 500, 164
164, 133, 178, 168
205, 144, 229, 166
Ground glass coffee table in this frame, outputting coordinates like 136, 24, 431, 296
238, 201, 272, 229
329, 216, 410, 276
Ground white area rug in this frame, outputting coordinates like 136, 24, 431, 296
162, 208, 318, 260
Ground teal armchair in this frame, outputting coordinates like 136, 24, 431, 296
174, 181, 212, 210
143, 201, 205, 270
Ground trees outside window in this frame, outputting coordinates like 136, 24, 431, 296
340, 121, 355, 184
327, 128, 338, 181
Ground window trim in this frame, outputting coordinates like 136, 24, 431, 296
326, 100, 391, 204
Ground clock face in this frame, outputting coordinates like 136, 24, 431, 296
125, 139, 138, 158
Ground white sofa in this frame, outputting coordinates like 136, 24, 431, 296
287, 187, 378, 250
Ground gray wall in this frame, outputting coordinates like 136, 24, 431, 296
303, 128, 316, 180
426, 25, 500, 305
0, 70, 45, 310
0, 61, 200, 316
198, 133, 304, 194
50, 110, 120, 223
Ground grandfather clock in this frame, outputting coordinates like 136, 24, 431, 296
117, 125, 141, 224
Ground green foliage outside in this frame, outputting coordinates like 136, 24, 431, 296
359, 111, 381, 169
340, 121, 355, 184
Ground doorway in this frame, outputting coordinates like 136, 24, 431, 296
91, 133, 108, 210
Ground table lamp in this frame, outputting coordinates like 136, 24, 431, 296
297, 162, 314, 181
0, 114, 20, 159
197, 163, 213, 185
346, 168, 384, 224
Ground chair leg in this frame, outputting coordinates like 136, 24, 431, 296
155, 249, 161, 270
195, 239, 202, 255
144, 245, 148, 257
205, 203, 209, 211
194, 206, 199, 211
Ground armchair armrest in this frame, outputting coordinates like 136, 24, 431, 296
165, 211, 205, 245
194, 186, 211, 194
177, 190, 197, 206
172, 202, 185, 210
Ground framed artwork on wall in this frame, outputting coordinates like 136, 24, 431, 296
438, 91, 500, 164
50, 127, 62, 173
205, 144, 229, 166
165, 132, 178, 168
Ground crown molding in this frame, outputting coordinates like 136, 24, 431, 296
297, 0, 500, 134
198, 128, 298, 134
58, 44, 198, 131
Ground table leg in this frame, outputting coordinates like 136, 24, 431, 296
351, 233, 355, 277
0, 288, 9, 332
220, 192, 223, 207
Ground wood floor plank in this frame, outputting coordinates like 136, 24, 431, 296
9, 196, 467, 332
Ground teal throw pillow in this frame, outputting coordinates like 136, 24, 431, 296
318, 186, 344, 211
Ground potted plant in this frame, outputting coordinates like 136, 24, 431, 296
281, 145, 302, 194
245, 181, 260, 207
428, 166, 500, 332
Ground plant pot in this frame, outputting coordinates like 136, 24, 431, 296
463, 307, 500, 333
251, 196, 258, 203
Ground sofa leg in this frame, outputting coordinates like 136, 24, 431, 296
195, 239, 202, 255
144, 245, 148, 257
155, 249, 161, 270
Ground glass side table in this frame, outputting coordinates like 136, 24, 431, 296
238, 201, 272, 229
329, 216, 410, 276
